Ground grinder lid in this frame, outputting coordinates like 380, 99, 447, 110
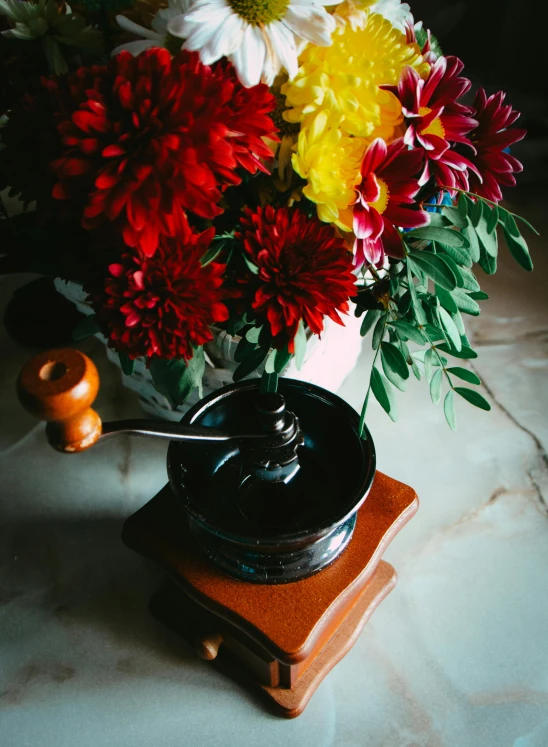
167, 379, 376, 547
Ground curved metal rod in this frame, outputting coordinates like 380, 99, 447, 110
100, 419, 282, 444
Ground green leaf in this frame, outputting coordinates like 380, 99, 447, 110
294, 322, 307, 371
274, 346, 293, 374
245, 326, 262, 344
149, 348, 205, 406
264, 348, 277, 374
261, 371, 279, 393
242, 253, 260, 275
259, 325, 272, 347
455, 387, 491, 411
235, 336, 257, 363
442, 206, 467, 229
459, 267, 481, 292
436, 253, 465, 287
462, 220, 481, 263
476, 216, 498, 258
444, 390, 457, 431
72, 314, 100, 341
399, 339, 411, 361
502, 217, 534, 271
469, 290, 489, 301
360, 309, 382, 338
436, 240, 472, 268
452, 289, 480, 316
423, 347, 434, 382
233, 345, 270, 381
406, 267, 427, 327
452, 309, 465, 336
485, 204, 499, 234
435, 285, 458, 314
381, 353, 407, 391
200, 242, 224, 267
359, 388, 371, 438
423, 212, 450, 228
430, 368, 443, 405
407, 252, 457, 291
478, 247, 497, 275
423, 323, 445, 342
408, 226, 465, 247
389, 321, 425, 345
118, 352, 134, 377
372, 314, 387, 350
227, 317, 246, 337
457, 195, 468, 219
381, 341, 410, 381
370, 367, 390, 413
438, 306, 462, 351
371, 367, 398, 422
470, 199, 483, 227
447, 367, 481, 385
512, 212, 540, 236
502, 211, 520, 237
397, 290, 412, 316
437, 343, 478, 359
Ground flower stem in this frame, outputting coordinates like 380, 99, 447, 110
359, 313, 388, 437
421, 325, 454, 391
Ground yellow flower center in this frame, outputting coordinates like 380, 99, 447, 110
419, 106, 446, 138
368, 176, 390, 214
228, 0, 290, 25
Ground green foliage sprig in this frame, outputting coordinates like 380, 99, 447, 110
355, 191, 537, 435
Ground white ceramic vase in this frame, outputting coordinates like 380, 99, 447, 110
53, 278, 363, 421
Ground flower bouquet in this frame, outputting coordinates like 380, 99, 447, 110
0, 0, 537, 430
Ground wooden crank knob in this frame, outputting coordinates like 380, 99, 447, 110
192, 632, 224, 661
17, 348, 102, 453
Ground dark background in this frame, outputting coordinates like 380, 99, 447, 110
412, 0, 548, 186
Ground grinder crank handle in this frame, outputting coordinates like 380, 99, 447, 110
16, 348, 240, 453
17, 348, 295, 454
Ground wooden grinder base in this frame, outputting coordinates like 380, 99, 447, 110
122, 472, 418, 718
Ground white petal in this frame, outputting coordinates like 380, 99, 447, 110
111, 39, 158, 56
229, 24, 266, 88
116, 15, 161, 41
264, 21, 297, 82
283, 6, 335, 46
172, 0, 193, 11
290, 0, 334, 5
199, 12, 245, 64
169, 6, 230, 41
180, 0, 231, 26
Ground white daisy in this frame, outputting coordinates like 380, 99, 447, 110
335, 0, 413, 34
112, 0, 193, 57
167, 0, 337, 88
368, 0, 413, 32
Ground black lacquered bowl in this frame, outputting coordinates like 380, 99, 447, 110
167, 379, 376, 584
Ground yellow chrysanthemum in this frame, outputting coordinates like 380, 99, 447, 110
291, 111, 367, 231
282, 12, 429, 140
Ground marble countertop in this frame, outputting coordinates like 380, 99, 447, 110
1, 189, 547, 747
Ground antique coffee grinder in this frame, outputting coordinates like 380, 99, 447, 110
18, 348, 418, 718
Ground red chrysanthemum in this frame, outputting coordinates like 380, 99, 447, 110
237, 207, 356, 352
353, 137, 430, 268
388, 56, 481, 191
90, 221, 228, 360
49, 49, 277, 257
467, 89, 527, 203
